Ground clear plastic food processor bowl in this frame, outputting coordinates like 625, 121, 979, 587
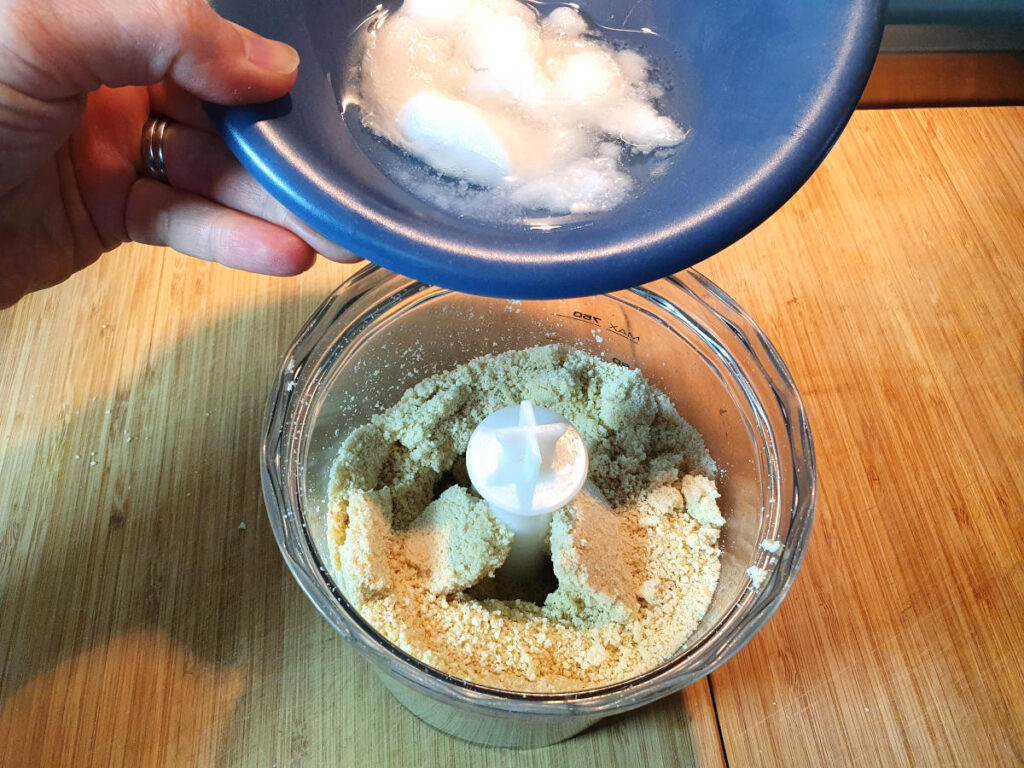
261, 265, 816, 748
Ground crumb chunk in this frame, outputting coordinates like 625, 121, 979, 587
338, 489, 393, 601
747, 565, 769, 589
637, 485, 685, 516
680, 474, 725, 527
546, 483, 637, 626
406, 486, 512, 595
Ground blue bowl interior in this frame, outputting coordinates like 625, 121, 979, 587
207, 0, 885, 298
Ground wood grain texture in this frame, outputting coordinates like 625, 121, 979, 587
1, 106, 1022, 767
700, 106, 1024, 768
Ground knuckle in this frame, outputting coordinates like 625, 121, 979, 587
155, 0, 218, 61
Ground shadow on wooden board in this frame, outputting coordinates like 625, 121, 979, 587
0, 294, 318, 766
0, 287, 719, 767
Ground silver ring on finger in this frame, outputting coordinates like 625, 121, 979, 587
140, 115, 171, 183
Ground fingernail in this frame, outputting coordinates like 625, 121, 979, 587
242, 31, 300, 75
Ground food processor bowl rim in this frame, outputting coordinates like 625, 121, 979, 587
261, 264, 816, 716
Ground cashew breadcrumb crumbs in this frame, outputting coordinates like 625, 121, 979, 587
326, 345, 724, 692
760, 538, 783, 554
408, 486, 513, 595
747, 566, 770, 589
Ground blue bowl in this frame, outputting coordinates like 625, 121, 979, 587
207, 0, 885, 299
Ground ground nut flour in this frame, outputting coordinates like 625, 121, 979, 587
327, 345, 723, 692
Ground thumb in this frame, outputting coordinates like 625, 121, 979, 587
5, 0, 299, 104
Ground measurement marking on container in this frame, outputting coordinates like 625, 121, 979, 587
553, 312, 601, 327
607, 324, 640, 344
553, 312, 640, 344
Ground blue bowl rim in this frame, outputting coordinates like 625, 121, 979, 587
209, 1, 886, 299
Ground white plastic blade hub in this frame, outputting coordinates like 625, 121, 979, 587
466, 401, 588, 581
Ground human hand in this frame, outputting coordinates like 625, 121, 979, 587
0, 0, 356, 308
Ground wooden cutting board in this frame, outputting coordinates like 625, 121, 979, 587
1, 106, 1022, 767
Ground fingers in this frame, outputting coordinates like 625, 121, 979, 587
147, 82, 217, 133
124, 178, 315, 276
69, 85, 151, 249
5, 0, 299, 104
160, 123, 358, 263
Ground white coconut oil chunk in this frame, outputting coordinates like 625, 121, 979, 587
353, 0, 686, 215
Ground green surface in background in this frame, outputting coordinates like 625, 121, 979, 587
888, 0, 1024, 25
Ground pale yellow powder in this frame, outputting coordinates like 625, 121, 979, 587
337, 489, 393, 602
680, 473, 725, 527
407, 486, 513, 595
545, 482, 637, 627
326, 344, 723, 692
